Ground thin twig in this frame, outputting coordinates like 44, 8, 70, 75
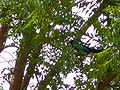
4, 45, 19, 49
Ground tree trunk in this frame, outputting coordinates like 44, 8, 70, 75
0, 25, 8, 53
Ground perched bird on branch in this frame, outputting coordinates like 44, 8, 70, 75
70, 40, 103, 54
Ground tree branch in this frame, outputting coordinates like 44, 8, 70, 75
75, 0, 106, 40
21, 60, 37, 89
0, 25, 8, 53
9, 39, 31, 90
97, 72, 120, 90
21, 45, 43, 89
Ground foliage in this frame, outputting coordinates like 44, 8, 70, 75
0, 0, 120, 90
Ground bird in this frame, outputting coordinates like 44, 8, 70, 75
70, 40, 103, 54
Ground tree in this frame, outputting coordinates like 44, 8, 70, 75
0, 0, 120, 90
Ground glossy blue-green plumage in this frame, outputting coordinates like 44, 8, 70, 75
70, 40, 102, 54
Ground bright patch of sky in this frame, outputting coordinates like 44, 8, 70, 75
63, 73, 76, 85
0, 46, 17, 89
